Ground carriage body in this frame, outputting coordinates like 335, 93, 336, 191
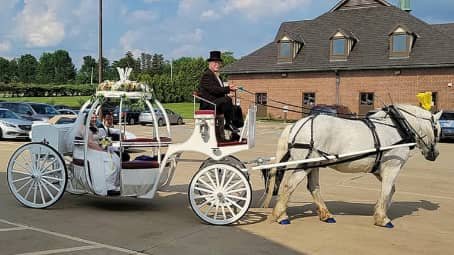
7, 72, 258, 225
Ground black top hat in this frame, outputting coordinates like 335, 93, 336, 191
207, 51, 223, 62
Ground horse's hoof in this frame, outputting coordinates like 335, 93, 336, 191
324, 218, 336, 224
279, 219, 291, 225
384, 222, 394, 228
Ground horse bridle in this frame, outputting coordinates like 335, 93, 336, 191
392, 106, 438, 152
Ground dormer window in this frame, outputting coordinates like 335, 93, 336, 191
389, 26, 416, 58
278, 40, 293, 63
277, 35, 303, 63
330, 30, 356, 61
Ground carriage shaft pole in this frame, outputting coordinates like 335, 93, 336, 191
251, 143, 416, 170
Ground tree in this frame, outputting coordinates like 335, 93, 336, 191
18, 54, 38, 83
77, 56, 97, 84
53, 50, 76, 83
112, 51, 140, 79
0, 57, 10, 83
220, 51, 237, 81
151, 54, 165, 75
37, 52, 55, 84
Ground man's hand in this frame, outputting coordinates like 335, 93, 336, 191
229, 83, 237, 91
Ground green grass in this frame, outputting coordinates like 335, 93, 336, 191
164, 103, 195, 119
0, 96, 90, 108
1, 96, 195, 119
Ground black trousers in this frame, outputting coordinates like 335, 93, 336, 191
200, 96, 235, 127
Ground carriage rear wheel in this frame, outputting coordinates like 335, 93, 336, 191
189, 164, 251, 225
7, 143, 67, 209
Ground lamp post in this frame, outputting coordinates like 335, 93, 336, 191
98, 0, 103, 83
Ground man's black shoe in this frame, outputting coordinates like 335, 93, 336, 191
225, 124, 240, 133
107, 190, 121, 196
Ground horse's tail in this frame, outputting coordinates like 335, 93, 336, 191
260, 124, 293, 208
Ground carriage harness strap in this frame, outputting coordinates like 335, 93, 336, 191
286, 107, 416, 173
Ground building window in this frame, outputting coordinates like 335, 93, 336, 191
303, 93, 316, 105
332, 38, 346, 56
389, 26, 415, 58
278, 41, 293, 63
360, 92, 374, 105
256, 93, 268, 105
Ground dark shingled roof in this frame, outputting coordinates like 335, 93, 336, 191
224, 4, 454, 74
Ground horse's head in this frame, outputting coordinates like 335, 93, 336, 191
397, 105, 442, 161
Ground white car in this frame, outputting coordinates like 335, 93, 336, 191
139, 109, 184, 126
0, 108, 32, 140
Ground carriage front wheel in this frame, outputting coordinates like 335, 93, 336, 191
189, 164, 251, 225
7, 143, 67, 209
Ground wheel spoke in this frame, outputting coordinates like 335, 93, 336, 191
226, 188, 247, 194
225, 197, 243, 210
224, 180, 243, 192
42, 176, 64, 182
198, 197, 216, 208
220, 168, 226, 189
221, 205, 227, 220
33, 183, 37, 204
42, 168, 64, 176
204, 202, 216, 217
37, 182, 46, 204
214, 204, 219, 220
12, 176, 32, 184
13, 161, 32, 173
194, 186, 214, 194
40, 158, 58, 173
226, 204, 236, 217
38, 151, 50, 172
12, 169, 31, 176
197, 178, 215, 192
16, 179, 33, 193
226, 194, 247, 201
204, 172, 217, 189
40, 180, 55, 200
41, 178, 61, 193
214, 168, 220, 187
24, 180, 35, 200
194, 194, 214, 200
222, 171, 235, 190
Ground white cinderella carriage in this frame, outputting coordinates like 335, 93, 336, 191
6, 68, 258, 225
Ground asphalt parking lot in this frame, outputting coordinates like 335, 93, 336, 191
1, 121, 453, 255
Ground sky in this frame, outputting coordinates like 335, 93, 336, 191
0, 0, 453, 67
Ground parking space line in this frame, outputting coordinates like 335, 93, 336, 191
0, 226, 29, 232
16, 245, 103, 255
0, 219, 148, 255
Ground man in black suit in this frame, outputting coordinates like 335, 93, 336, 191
199, 51, 238, 132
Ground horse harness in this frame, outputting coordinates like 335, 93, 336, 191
285, 106, 419, 173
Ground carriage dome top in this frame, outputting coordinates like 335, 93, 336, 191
96, 67, 152, 99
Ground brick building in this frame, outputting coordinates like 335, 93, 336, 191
223, 0, 454, 119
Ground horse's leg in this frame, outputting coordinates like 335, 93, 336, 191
373, 173, 396, 210
374, 167, 401, 228
271, 168, 309, 224
307, 168, 335, 223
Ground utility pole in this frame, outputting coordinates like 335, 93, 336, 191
98, 0, 103, 83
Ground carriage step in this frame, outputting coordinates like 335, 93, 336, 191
217, 139, 248, 147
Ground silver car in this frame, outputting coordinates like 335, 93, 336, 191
139, 109, 184, 126
0, 108, 32, 139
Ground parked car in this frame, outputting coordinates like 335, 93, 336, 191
439, 111, 454, 141
139, 109, 184, 126
310, 104, 355, 118
57, 109, 79, 115
53, 104, 71, 110
112, 106, 140, 125
0, 102, 58, 121
48, 115, 78, 125
0, 108, 32, 139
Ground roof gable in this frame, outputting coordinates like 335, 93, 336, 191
330, 0, 391, 12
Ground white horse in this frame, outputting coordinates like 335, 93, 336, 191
262, 104, 442, 228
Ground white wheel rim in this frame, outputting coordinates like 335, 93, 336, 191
7, 143, 66, 208
189, 164, 251, 225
